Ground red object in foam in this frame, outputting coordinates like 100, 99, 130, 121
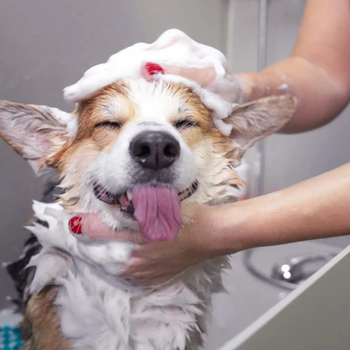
144, 62, 164, 76
69, 216, 83, 234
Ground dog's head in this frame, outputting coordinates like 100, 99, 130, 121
0, 79, 295, 241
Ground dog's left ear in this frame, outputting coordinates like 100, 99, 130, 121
225, 94, 297, 164
0, 100, 72, 175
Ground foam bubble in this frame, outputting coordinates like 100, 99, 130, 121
63, 29, 243, 136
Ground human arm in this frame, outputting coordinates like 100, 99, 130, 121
214, 163, 350, 253
79, 163, 350, 285
239, 0, 350, 133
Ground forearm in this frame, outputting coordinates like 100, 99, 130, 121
213, 163, 350, 255
238, 57, 349, 133
237, 0, 350, 133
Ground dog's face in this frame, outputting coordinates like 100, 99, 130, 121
0, 79, 296, 240
50, 80, 229, 232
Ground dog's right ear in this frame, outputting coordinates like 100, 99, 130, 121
0, 100, 73, 175
224, 95, 297, 164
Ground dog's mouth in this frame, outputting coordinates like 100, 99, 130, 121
92, 181, 198, 242
93, 181, 198, 214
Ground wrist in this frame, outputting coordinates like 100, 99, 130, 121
235, 73, 254, 103
236, 72, 273, 103
205, 202, 256, 257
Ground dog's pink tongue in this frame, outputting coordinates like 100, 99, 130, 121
132, 186, 182, 242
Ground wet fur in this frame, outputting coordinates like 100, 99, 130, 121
21, 286, 71, 350
0, 80, 296, 350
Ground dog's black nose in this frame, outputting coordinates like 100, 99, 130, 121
130, 131, 180, 170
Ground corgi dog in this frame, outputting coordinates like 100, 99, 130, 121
0, 78, 295, 349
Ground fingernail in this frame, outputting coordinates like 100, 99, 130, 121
68, 216, 83, 234
144, 62, 164, 75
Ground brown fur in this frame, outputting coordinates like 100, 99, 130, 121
168, 84, 227, 149
21, 286, 71, 350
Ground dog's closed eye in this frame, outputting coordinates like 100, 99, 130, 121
173, 119, 198, 130
95, 121, 122, 129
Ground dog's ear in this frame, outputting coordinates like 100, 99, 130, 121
225, 95, 297, 164
0, 100, 72, 175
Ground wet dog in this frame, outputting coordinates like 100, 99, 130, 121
0, 78, 295, 349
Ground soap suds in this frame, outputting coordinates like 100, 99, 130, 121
63, 29, 243, 136
278, 83, 289, 92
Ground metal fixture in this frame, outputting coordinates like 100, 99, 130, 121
244, 249, 336, 291
255, 0, 268, 197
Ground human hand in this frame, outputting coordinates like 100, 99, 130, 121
69, 203, 226, 286
142, 64, 246, 104
65, 62, 246, 105
63, 28, 248, 105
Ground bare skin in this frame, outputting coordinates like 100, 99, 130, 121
241, 0, 350, 133
77, 0, 350, 285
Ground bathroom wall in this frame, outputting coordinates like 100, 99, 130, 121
0, 0, 228, 307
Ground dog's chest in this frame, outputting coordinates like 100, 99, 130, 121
26, 202, 230, 349
52, 256, 228, 350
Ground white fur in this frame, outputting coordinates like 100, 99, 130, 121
75, 80, 229, 231
82, 120, 196, 231
27, 202, 230, 350
24, 79, 239, 349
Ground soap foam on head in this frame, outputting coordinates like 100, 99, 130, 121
63, 29, 242, 136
